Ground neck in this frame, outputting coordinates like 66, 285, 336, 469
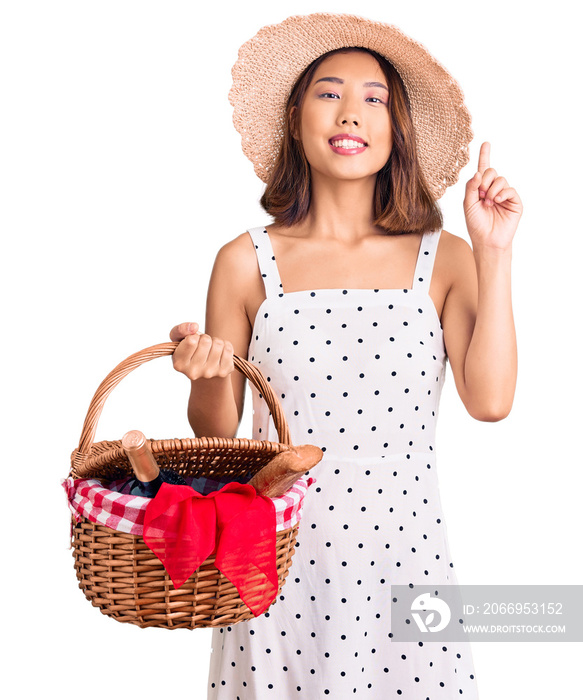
303, 170, 380, 244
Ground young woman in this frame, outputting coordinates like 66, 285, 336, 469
170, 13, 521, 698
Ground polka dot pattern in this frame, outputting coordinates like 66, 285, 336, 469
207, 227, 479, 698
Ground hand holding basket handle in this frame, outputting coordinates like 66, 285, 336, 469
170, 321, 235, 381
168, 322, 323, 496
72, 333, 323, 493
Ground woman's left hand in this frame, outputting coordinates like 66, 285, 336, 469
463, 141, 523, 252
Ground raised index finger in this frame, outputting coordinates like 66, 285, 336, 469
477, 141, 491, 174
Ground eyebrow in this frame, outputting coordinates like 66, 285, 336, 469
314, 76, 389, 91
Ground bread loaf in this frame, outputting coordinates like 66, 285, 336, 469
248, 444, 323, 498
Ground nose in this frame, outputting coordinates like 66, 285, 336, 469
336, 93, 362, 128
338, 107, 360, 128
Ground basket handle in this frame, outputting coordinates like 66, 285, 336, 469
71, 342, 292, 474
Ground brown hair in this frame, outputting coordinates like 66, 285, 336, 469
259, 47, 443, 235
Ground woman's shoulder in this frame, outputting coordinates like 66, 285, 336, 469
436, 229, 476, 288
209, 230, 263, 290
209, 231, 268, 327
214, 229, 257, 265
438, 229, 474, 260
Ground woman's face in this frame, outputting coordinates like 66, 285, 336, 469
292, 51, 392, 182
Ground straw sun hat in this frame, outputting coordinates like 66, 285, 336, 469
229, 12, 474, 200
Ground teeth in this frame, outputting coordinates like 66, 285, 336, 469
331, 139, 365, 149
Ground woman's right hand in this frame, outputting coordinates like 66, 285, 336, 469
169, 322, 235, 381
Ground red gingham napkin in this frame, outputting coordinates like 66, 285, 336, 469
62, 475, 316, 536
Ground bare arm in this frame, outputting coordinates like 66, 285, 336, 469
442, 141, 521, 421
441, 233, 517, 421
171, 234, 255, 438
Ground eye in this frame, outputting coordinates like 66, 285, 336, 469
367, 96, 385, 104
319, 92, 339, 99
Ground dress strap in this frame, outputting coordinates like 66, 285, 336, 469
412, 229, 442, 292
247, 226, 285, 299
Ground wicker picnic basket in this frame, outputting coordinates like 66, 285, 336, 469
68, 342, 306, 630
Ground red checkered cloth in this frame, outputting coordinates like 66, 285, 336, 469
62, 475, 316, 536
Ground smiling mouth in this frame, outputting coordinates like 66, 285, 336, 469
329, 138, 368, 148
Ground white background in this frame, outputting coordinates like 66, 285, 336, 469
2, 0, 581, 698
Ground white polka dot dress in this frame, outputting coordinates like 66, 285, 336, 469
207, 226, 479, 699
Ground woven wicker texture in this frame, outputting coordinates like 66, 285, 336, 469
72, 520, 297, 629
229, 12, 473, 199
68, 342, 307, 629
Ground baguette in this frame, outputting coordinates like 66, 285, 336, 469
248, 444, 323, 498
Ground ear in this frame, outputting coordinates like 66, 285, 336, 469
289, 105, 300, 140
